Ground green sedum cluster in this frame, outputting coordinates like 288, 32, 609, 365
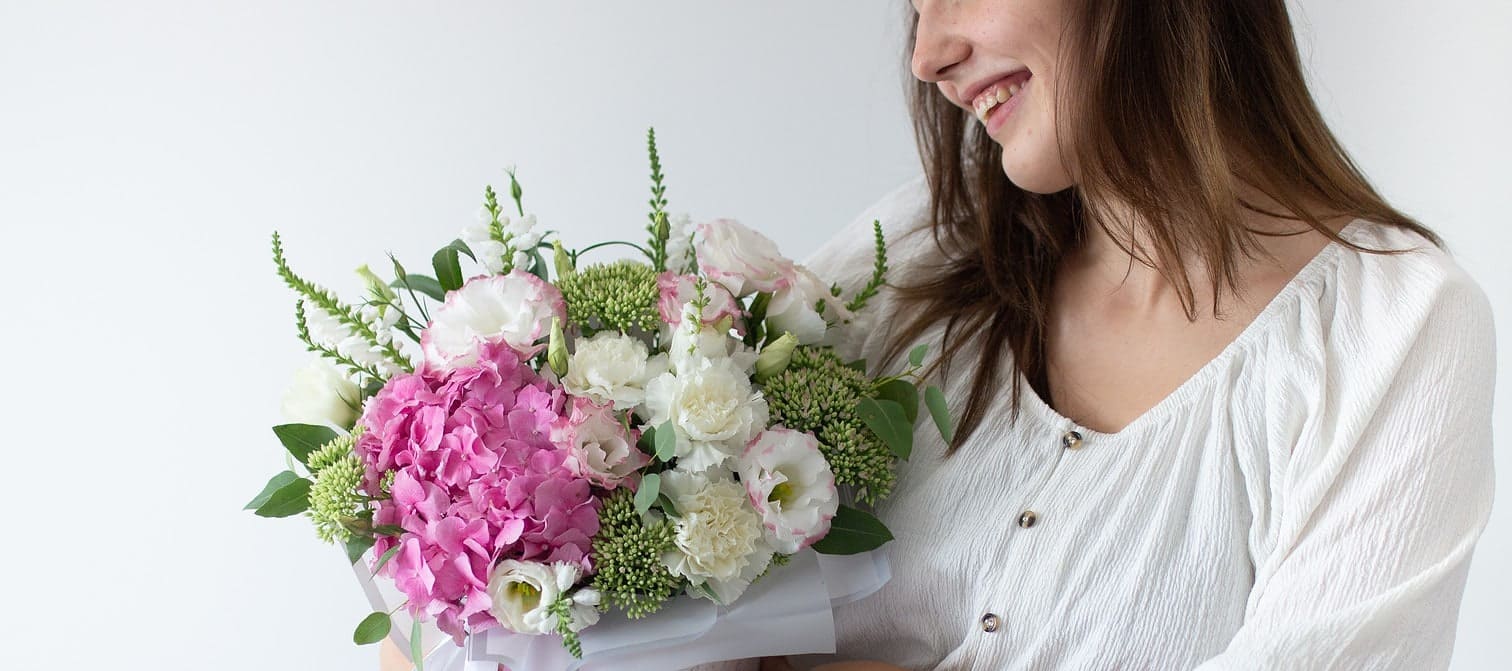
306, 431, 368, 544
762, 346, 896, 504
557, 260, 662, 334
590, 489, 682, 619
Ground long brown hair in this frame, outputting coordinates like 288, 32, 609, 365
886, 0, 1440, 453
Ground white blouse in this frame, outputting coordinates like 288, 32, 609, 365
722, 176, 1496, 671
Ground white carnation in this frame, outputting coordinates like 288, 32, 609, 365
642, 354, 768, 472
562, 331, 668, 411
660, 469, 775, 604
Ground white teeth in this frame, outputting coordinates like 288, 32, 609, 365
995, 88, 1008, 103
973, 82, 1018, 122
1008, 82, 1021, 95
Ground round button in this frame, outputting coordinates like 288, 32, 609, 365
1018, 510, 1038, 528
1061, 430, 1084, 450
981, 613, 1000, 633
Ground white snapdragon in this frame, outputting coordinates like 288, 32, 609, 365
666, 302, 757, 375
280, 358, 361, 429
642, 352, 768, 472
738, 428, 839, 554
664, 212, 695, 271
562, 331, 668, 411
659, 469, 775, 604
486, 560, 601, 635
302, 300, 405, 377
462, 215, 507, 274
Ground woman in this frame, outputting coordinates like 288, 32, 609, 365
740, 0, 1496, 669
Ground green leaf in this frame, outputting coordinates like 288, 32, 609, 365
272, 424, 340, 467
411, 617, 425, 670
245, 470, 298, 510
656, 492, 680, 518
389, 274, 445, 302
924, 385, 954, 445
252, 477, 313, 518
372, 524, 405, 537
654, 419, 678, 462
444, 238, 476, 261
345, 534, 375, 564
857, 397, 913, 460
373, 544, 402, 573
527, 248, 549, 283
811, 505, 894, 555
874, 379, 919, 423
353, 611, 392, 645
635, 472, 661, 515
432, 245, 464, 293
844, 358, 868, 373
908, 343, 929, 367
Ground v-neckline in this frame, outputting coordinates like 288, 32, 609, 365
1017, 218, 1364, 442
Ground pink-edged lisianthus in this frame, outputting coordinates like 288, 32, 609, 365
357, 340, 599, 643
765, 265, 853, 345
694, 219, 797, 297
656, 271, 743, 331
421, 270, 566, 370
551, 396, 649, 490
737, 427, 838, 554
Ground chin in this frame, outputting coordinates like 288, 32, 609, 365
999, 150, 1074, 194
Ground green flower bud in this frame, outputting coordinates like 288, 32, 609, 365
553, 240, 574, 278
754, 332, 798, 383
548, 316, 568, 376
355, 264, 397, 305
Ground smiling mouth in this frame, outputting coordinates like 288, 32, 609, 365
971, 72, 1032, 123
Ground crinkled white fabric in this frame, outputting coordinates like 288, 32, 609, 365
697, 176, 1497, 671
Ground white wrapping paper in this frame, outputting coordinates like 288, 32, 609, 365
353, 548, 891, 671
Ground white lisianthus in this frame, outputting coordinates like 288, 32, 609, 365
766, 266, 853, 345
642, 354, 768, 472
486, 560, 601, 635
562, 331, 668, 411
280, 358, 361, 429
694, 219, 797, 297
738, 428, 840, 554
421, 270, 566, 369
660, 469, 775, 604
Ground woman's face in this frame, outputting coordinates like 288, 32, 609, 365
911, 0, 1075, 194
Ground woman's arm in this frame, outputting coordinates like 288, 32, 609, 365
1194, 273, 1496, 668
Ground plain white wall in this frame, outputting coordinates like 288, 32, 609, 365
0, 1, 1504, 669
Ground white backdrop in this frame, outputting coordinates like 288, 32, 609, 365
0, 1, 1505, 670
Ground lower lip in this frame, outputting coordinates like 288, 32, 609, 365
985, 77, 1029, 135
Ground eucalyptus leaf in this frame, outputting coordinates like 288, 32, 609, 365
811, 505, 894, 555
345, 534, 375, 564
656, 492, 680, 518
875, 379, 919, 423
925, 385, 955, 445
253, 477, 312, 518
373, 544, 402, 573
857, 397, 913, 460
654, 420, 678, 462
908, 343, 929, 367
390, 273, 446, 302
245, 470, 298, 510
635, 472, 661, 515
353, 611, 391, 645
272, 424, 339, 467
432, 245, 463, 292
844, 358, 868, 373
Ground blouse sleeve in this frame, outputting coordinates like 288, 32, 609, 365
1194, 265, 1498, 669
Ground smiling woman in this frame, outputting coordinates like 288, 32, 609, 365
696, 0, 1497, 669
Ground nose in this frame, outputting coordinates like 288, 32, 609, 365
909, 4, 970, 83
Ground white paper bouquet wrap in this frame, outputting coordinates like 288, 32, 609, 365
248, 130, 954, 670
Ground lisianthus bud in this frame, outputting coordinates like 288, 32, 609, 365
553, 240, 574, 278
355, 264, 398, 306
754, 332, 798, 383
548, 316, 569, 376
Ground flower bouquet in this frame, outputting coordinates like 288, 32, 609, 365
247, 129, 953, 669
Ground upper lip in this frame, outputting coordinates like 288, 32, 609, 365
959, 67, 1031, 110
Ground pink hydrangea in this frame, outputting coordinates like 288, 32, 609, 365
656, 271, 744, 333
357, 340, 599, 643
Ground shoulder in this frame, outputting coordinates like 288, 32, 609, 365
803, 174, 936, 292
1328, 219, 1496, 362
